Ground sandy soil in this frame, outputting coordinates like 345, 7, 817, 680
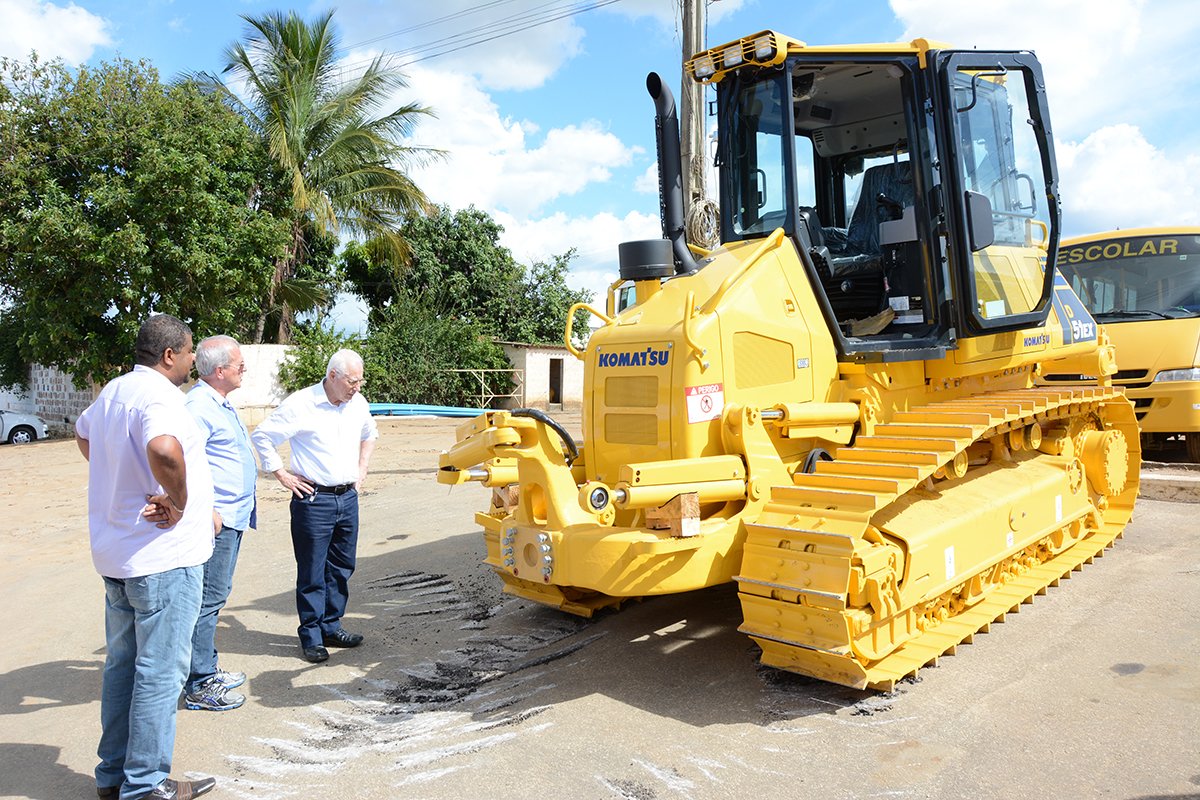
1, 416, 1197, 800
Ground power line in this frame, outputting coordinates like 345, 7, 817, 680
342, 0, 525, 51
332, 0, 623, 77
399, 0, 623, 69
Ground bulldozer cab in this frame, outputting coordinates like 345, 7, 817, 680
709, 38, 1059, 361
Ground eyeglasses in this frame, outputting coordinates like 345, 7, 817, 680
221, 362, 246, 373
345, 376, 365, 388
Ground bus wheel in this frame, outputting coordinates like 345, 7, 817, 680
1187, 433, 1200, 463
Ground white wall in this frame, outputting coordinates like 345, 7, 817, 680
0, 384, 34, 414
227, 344, 291, 428
501, 344, 583, 412
0, 364, 95, 430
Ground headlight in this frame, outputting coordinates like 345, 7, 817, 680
754, 35, 776, 60
1154, 367, 1200, 382
723, 45, 744, 69
692, 54, 715, 79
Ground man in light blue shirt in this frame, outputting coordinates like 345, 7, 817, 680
182, 335, 258, 712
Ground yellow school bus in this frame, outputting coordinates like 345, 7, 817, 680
1053, 227, 1200, 460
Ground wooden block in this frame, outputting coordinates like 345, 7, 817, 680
644, 492, 700, 538
491, 484, 520, 513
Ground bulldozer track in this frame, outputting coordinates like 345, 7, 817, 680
735, 386, 1140, 690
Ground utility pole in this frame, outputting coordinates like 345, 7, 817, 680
680, 0, 705, 222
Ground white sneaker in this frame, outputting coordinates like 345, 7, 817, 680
184, 678, 246, 712
213, 668, 246, 689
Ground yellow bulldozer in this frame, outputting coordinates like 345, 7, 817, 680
438, 31, 1140, 690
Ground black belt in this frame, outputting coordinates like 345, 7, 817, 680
312, 483, 355, 495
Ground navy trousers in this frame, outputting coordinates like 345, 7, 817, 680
289, 489, 358, 649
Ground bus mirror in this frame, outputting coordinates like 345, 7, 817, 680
965, 190, 995, 251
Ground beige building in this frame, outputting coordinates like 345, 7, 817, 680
499, 343, 583, 412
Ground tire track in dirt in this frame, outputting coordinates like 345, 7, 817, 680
219, 569, 600, 797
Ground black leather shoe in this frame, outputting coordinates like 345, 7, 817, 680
302, 645, 329, 663
145, 777, 217, 799
97, 787, 119, 798
323, 629, 364, 648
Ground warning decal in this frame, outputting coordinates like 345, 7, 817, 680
685, 383, 724, 424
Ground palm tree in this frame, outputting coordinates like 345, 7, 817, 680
199, 10, 437, 342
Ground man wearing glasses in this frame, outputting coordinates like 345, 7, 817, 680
179, 335, 257, 711
251, 349, 378, 663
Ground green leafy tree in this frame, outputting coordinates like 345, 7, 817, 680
342, 205, 593, 346
0, 55, 290, 389
362, 299, 513, 406
276, 321, 360, 391
279, 309, 511, 407
512, 249, 592, 345
198, 9, 438, 343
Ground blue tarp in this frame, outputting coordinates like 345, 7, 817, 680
369, 403, 489, 418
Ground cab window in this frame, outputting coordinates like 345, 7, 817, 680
953, 66, 1051, 320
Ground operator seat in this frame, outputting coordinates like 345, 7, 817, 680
847, 161, 915, 254
809, 160, 915, 322
827, 160, 915, 278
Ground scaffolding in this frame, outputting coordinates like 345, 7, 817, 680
442, 368, 525, 409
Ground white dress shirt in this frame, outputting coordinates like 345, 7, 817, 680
251, 381, 378, 486
76, 365, 215, 578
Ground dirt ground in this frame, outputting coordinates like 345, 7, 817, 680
1, 416, 1198, 800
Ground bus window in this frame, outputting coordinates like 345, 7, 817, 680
1060, 232, 1200, 318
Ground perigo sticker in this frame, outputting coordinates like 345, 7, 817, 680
685, 383, 724, 424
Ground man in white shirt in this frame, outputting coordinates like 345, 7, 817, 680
76, 314, 218, 800
251, 349, 378, 663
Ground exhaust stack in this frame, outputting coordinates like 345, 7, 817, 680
646, 72, 699, 275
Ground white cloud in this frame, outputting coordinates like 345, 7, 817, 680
496, 209, 662, 303
891, 0, 1200, 237
890, 0, 1200, 138
399, 66, 640, 218
0, 0, 111, 63
634, 163, 659, 194
1057, 124, 1200, 234
356, 58, 663, 306
337, 0, 747, 92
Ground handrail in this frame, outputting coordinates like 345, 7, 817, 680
1027, 219, 1050, 252
564, 303, 613, 360
604, 276, 627, 317
682, 290, 705, 364
700, 228, 787, 314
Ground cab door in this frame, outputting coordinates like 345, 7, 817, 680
933, 51, 1060, 337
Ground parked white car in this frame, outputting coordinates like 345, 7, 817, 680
0, 409, 49, 444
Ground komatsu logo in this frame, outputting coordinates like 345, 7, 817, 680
1024, 334, 1051, 347
597, 347, 670, 368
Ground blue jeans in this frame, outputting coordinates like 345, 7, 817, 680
290, 489, 359, 648
96, 566, 203, 800
185, 526, 243, 693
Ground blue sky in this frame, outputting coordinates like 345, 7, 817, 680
3, 0, 1198, 332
